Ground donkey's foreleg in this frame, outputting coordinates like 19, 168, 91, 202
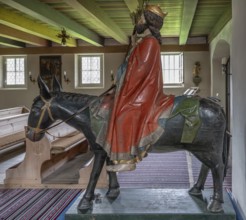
77, 151, 107, 211
189, 163, 209, 196
106, 157, 120, 199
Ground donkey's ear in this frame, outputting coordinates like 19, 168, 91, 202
38, 75, 51, 99
53, 75, 62, 92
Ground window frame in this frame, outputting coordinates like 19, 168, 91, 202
161, 52, 184, 88
76, 53, 104, 89
2, 55, 27, 89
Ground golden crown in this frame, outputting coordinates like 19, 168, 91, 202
145, 4, 168, 18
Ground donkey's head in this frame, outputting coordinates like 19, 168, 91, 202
26, 75, 62, 142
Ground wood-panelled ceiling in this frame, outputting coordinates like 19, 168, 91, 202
0, 0, 231, 48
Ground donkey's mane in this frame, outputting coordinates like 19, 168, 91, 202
54, 91, 96, 105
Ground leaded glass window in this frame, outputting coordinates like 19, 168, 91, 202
77, 54, 104, 88
161, 53, 184, 87
3, 56, 26, 88
81, 56, 100, 84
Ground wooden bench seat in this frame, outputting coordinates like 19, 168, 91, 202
0, 106, 29, 118
0, 106, 29, 153
0, 131, 25, 150
0, 113, 29, 136
50, 131, 85, 154
4, 122, 107, 188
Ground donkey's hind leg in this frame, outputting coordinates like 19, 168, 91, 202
207, 159, 225, 212
191, 152, 225, 213
189, 163, 209, 196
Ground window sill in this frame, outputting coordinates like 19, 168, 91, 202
75, 86, 104, 90
0, 87, 27, 90
164, 84, 184, 88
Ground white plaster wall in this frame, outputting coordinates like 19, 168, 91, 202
231, 0, 246, 217
0, 51, 210, 109
210, 20, 232, 110
210, 20, 232, 58
0, 54, 39, 109
183, 51, 210, 98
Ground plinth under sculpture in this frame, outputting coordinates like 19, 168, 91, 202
65, 189, 236, 220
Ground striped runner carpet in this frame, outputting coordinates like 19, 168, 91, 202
118, 151, 190, 189
0, 188, 82, 220
118, 151, 232, 189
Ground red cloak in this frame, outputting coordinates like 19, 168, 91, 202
105, 36, 174, 164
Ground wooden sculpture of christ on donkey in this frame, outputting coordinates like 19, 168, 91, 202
26, 3, 228, 214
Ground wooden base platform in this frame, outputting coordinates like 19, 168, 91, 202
65, 189, 236, 220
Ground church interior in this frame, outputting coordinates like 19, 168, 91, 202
0, 0, 246, 219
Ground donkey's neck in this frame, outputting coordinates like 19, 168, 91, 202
51, 92, 96, 121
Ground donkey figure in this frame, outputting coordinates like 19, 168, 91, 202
26, 76, 227, 213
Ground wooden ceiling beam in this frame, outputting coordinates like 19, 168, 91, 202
0, 8, 76, 47
0, 36, 25, 48
64, 0, 128, 45
208, 6, 232, 43
0, 44, 209, 55
0, 0, 103, 46
179, 0, 198, 45
0, 24, 49, 47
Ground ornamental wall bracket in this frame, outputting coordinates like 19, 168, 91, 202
192, 61, 202, 86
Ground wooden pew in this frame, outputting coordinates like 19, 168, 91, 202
0, 106, 29, 152
4, 122, 108, 188
0, 106, 29, 118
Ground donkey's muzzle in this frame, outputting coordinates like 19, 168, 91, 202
25, 126, 45, 142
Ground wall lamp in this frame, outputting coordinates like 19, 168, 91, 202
221, 57, 228, 75
63, 71, 70, 84
110, 70, 115, 84
29, 72, 36, 84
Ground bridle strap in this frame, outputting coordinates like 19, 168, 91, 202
29, 96, 55, 134
27, 126, 43, 134
40, 96, 55, 121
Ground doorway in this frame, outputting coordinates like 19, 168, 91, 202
212, 40, 231, 167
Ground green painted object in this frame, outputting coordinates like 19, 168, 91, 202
170, 97, 201, 143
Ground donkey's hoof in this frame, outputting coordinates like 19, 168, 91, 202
77, 197, 93, 211
207, 199, 223, 213
188, 186, 202, 196
106, 187, 120, 199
